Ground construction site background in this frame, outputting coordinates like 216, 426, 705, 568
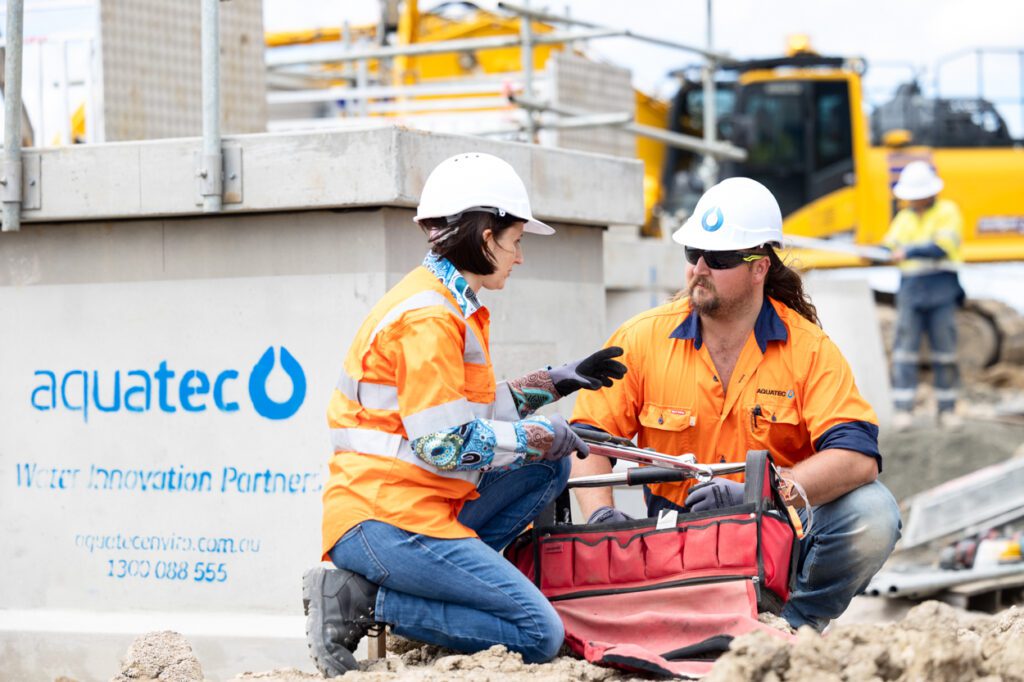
1, 1, 1023, 680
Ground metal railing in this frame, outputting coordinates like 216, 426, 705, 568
263, 2, 746, 167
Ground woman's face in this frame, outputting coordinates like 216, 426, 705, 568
479, 223, 526, 290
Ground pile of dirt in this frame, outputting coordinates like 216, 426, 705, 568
708, 601, 1024, 682
111, 630, 204, 682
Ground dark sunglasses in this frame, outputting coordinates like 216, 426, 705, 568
684, 247, 766, 270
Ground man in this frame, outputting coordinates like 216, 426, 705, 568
571, 177, 901, 632
882, 161, 965, 430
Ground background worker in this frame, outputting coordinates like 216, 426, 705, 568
304, 152, 627, 677
570, 178, 901, 632
882, 161, 965, 430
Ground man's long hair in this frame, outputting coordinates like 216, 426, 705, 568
764, 247, 820, 326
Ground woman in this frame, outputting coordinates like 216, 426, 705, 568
304, 152, 626, 676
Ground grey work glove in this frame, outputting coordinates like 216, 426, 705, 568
587, 505, 634, 525
548, 346, 627, 396
684, 479, 745, 513
546, 414, 590, 461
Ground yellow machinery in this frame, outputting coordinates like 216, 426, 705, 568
266, 11, 1023, 268
657, 43, 1024, 266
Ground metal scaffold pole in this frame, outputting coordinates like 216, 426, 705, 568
700, 0, 719, 187
200, 0, 223, 212
2, 0, 25, 232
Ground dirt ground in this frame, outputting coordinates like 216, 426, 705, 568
107, 372, 1024, 682
111, 602, 1024, 682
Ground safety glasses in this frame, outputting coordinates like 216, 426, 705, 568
684, 247, 766, 270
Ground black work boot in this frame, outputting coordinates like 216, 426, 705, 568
302, 564, 381, 678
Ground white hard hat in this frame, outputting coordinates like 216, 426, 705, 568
672, 177, 783, 250
893, 161, 943, 201
414, 152, 554, 235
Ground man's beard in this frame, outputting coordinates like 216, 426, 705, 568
687, 275, 720, 315
687, 275, 750, 318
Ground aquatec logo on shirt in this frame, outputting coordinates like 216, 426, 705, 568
757, 387, 794, 399
30, 346, 306, 422
701, 206, 724, 232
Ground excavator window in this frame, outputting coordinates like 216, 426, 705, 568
728, 78, 855, 216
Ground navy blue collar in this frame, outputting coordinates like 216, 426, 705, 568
670, 297, 788, 353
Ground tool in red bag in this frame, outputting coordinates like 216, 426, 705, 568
568, 425, 810, 537
570, 424, 744, 481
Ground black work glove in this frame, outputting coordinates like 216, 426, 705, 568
546, 414, 590, 460
548, 346, 627, 396
587, 505, 634, 525
684, 479, 745, 512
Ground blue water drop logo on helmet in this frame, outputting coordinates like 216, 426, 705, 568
701, 206, 724, 232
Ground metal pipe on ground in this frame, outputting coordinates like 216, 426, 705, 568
2, 0, 25, 232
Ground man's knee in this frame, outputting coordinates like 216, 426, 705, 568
823, 481, 901, 568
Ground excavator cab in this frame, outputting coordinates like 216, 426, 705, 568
661, 54, 859, 227
728, 73, 855, 218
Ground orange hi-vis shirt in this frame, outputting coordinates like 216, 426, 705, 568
322, 262, 519, 557
572, 296, 880, 509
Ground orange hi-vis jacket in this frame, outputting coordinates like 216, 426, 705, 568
322, 261, 523, 557
572, 296, 880, 509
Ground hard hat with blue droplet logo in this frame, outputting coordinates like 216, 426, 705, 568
672, 177, 783, 250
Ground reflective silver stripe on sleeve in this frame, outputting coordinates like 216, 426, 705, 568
487, 420, 525, 468
468, 401, 493, 419
402, 398, 474, 440
335, 372, 400, 411
490, 420, 520, 454
464, 326, 487, 364
331, 427, 480, 483
891, 350, 919, 363
934, 388, 958, 401
492, 381, 520, 420
891, 388, 917, 401
368, 288, 486, 366
369, 290, 463, 344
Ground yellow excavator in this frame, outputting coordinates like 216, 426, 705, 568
657, 39, 1024, 266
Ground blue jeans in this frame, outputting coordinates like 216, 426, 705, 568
648, 480, 900, 631
892, 297, 959, 413
328, 458, 571, 663
781, 480, 902, 631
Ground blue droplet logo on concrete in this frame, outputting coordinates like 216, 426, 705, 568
248, 346, 306, 420
701, 206, 724, 232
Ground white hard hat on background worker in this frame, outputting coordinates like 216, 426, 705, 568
671, 177, 784, 250
892, 161, 944, 201
414, 152, 555, 235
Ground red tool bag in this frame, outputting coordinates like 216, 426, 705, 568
505, 450, 798, 678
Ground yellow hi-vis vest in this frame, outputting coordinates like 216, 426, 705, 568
883, 198, 964, 276
321, 266, 520, 557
